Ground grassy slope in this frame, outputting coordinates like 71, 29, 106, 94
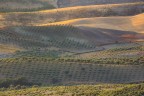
42, 13, 144, 34
0, 24, 143, 51
0, 0, 55, 12
41, 14, 144, 42
0, 44, 143, 85
0, 83, 144, 96
0, 25, 98, 50
0, 44, 22, 54
71, 44, 144, 59
57, 0, 144, 7
1, 2, 144, 27
0, 58, 144, 84
0, 25, 143, 85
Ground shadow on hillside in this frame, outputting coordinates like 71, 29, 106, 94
0, 26, 143, 49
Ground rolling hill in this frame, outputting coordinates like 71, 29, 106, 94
0, 24, 143, 52
0, 0, 144, 95
48, 13, 143, 31
38, 14, 144, 43
1, 0, 143, 10
57, 0, 144, 7
0, 0, 56, 12
1, 2, 143, 27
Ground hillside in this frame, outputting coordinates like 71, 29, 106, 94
55, 13, 144, 28
0, 44, 22, 54
0, 25, 143, 52
57, 0, 144, 7
38, 14, 144, 43
0, 0, 144, 95
0, 25, 143, 85
1, 0, 143, 10
0, 83, 144, 96
0, 0, 56, 12
1, 2, 144, 27
45, 14, 144, 34
0, 56, 144, 85
0, 25, 97, 50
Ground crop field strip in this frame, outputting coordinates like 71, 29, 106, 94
0, 42, 144, 85
72, 44, 144, 59
0, 60, 144, 85
0, 25, 96, 50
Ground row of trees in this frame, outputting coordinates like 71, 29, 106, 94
0, 77, 41, 88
